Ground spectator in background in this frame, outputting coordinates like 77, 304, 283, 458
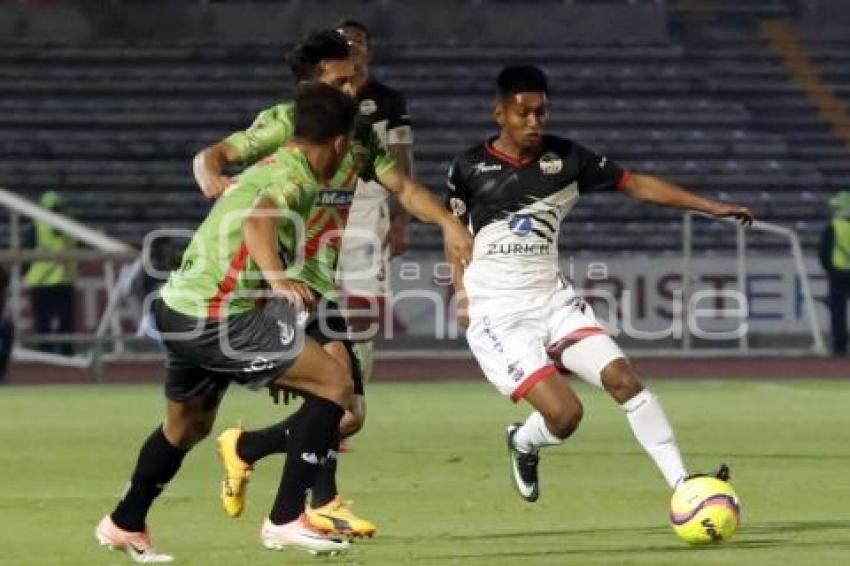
819, 191, 850, 356
24, 191, 77, 356
0, 266, 15, 383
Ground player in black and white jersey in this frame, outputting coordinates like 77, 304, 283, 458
447, 66, 751, 502
336, 20, 415, 385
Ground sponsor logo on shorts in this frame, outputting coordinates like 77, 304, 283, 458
296, 310, 310, 326
245, 356, 275, 373
301, 452, 320, 465
507, 361, 525, 382
277, 320, 295, 346
481, 316, 505, 355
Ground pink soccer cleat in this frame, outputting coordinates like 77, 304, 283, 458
95, 515, 174, 563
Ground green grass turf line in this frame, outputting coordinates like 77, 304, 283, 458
1, 380, 849, 565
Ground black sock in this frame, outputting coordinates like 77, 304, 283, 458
236, 411, 300, 465
111, 426, 188, 532
310, 439, 340, 508
269, 396, 343, 525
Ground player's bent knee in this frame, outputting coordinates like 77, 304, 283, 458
600, 359, 643, 404
545, 402, 583, 439
191, 418, 215, 443
340, 394, 366, 437
163, 417, 212, 449
339, 408, 364, 437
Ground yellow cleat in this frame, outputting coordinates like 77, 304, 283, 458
306, 497, 377, 538
216, 427, 253, 518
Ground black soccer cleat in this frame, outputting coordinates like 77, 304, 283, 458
506, 423, 540, 502
683, 463, 731, 484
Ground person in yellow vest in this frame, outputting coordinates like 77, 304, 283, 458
24, 191, 76, 356
819, 191, 850, 356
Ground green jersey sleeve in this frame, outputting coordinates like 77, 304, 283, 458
224, 103, 295, 165
257, 180, 305, 215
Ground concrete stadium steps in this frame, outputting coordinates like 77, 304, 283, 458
0, 20, 841, 252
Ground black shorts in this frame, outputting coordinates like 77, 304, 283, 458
154, 298, 300, 402
305, 300, 364, 396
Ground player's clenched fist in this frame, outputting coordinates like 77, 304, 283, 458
711, 203, 755, 226
271, 280, 316, 309
441, 216, 473, 266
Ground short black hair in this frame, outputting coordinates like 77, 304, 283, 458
287, 29, 350, 82
497, 65, 549, 99
336, 19, 370, 42
294, 82, 358, 143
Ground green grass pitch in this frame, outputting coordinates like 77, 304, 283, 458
1, 379, 850, 565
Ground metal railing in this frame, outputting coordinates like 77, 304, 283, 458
1, 187, 143, 379
681, 211, 826, 356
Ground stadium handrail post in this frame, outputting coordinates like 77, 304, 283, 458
0, 187, 141, 376
681, 210, 827, 356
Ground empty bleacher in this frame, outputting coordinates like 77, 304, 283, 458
0, 0, 846, 254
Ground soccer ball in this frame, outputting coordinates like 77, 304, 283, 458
669, 475, 741, 545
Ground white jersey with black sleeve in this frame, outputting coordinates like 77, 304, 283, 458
446, 135, 630, 305
338, 79, 413, 296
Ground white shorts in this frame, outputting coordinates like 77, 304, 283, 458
466, 287, 625, 401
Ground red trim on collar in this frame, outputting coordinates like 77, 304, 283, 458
485, 141, 540, 168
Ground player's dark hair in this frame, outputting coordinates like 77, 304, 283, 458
336, 18, 370, 43
287, 29, 351, 82
294, 82, 358, 143
497, 65, 549, 99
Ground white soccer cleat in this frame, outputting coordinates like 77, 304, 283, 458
95, 515, 174, 563
260, 515, 350, 556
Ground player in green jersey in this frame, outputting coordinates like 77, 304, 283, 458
193, 29, 471, 538
96, 84, 359, 561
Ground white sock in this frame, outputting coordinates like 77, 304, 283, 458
622, 389, 687, 489
513, 411, 563, 454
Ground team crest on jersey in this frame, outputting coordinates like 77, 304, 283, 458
359, 99, 378, 116
539, 152, 563, 175
449, 197, 467, 217
507, 213, 533, 236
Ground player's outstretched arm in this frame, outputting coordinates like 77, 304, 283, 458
621, 173, 754, 225
386, 142, 415, 257
243, 197, 315, 307
377, 166, 473, 265
193, 141, 241, 200
193, 107, 290, 199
